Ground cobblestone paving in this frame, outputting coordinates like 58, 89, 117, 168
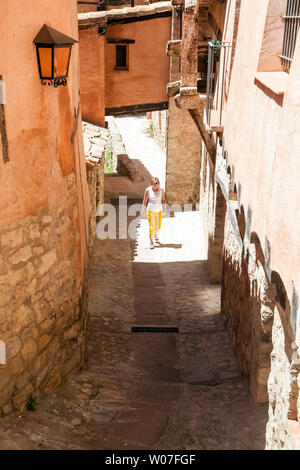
0, 209, 268, 449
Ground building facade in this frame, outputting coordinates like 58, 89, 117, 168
165, 0, 300, 449
0, 0, 94, 413
78, 1, 172, 125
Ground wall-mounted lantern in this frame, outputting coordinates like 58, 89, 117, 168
33, 24, 78, 87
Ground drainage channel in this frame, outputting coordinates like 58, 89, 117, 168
131, 327, 179, 333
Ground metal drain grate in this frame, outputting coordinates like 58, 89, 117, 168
131, 327, 179, 333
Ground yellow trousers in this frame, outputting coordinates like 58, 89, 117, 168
147, 210, 162, 237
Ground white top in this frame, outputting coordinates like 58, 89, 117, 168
147, 186, 162, 212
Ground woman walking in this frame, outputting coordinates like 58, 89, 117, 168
142, 177, 166, 249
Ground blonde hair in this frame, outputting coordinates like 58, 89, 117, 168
150, 177, 160, 186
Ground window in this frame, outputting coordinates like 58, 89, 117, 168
281, 0, 300, 71
115, 44, 128, 70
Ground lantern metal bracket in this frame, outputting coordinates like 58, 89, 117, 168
41, 78, 67, 87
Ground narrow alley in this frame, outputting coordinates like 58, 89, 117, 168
0, 203, 267, 449
114, 116, 167, 189
3, 0, 300, 452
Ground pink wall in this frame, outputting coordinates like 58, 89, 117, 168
105, 18, 171, 108
224, 0, 300, 298
0, 0, 90, 275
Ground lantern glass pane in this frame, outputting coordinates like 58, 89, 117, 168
54, 47, 71, 78
38, 47, 52, 78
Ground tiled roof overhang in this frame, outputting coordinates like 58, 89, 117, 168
78, 1, 172, 30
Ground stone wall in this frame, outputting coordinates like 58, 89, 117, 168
151, 110, 168, 151
83, 121, 108, 252
0, 173, 86, 413
165, 97, 201, 206
199, 142, 215, 258
221, 201, 300, 448
266, 305, 297, 449
86, 157, 105, 254
221, 217, 274, 404
201, 140, 274, 404
208, 181, 226, 284
200, 137, 300, 448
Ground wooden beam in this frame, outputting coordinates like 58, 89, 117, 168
167, 39, 208, 57
107, 38, 135, 44
167, 80, 180, 97
166, 40, 181, 57
108, 11, 171, 26
188, 108, 216, 164
0, 76, 9, 163
105, 101, 168, 116
199, 0, 225, 5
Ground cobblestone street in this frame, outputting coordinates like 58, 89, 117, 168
0, 207, 268, 450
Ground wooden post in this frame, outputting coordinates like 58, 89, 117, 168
0, 75, 9, 163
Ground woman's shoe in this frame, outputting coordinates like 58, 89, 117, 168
154, 235, 159, 244
150, 241, 155, 249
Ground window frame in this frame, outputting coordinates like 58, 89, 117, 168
114, 44, 129, 71
280, 0, 300, 71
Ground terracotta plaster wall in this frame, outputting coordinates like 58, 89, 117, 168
105, 17, 171, 108
0, 0, 92, 412
0, 0, 90, 274
224, 0, 300, 302
78, 4, 98, 13
79, 30, 106, 126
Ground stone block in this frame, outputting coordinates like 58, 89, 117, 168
15, 370, 32, 391
29, 224, 41, 240
21, 339, 37, 366
42, 216, 53, 225
39, 334, 52, 351
63, 321, 81, 342
0, 277, 13, 307
10, 246, 33, 265
1, 229, 23, 249
0, 255, 7, 276
10, 355, 25, 375
38, 318, 53, 333
2, 401, 12, 415
6, 336, 22, 360
12, 262, 35, 285
0, 378, 15, 405
40, 229, 50, 244
62, 349, 81, 376
33, 299, 55, 324
46, 371, 61, 389
39, 250, 57, 276
47, 337, 60, 359
0, 370, 10, 392
33, 247, 44, 256
36, 366, 49, 388
12, 383, 34, 411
